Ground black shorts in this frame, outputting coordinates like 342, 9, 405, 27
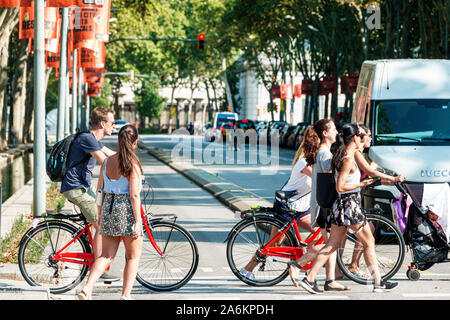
316, 207, 332, 230
273, 199, 310, 219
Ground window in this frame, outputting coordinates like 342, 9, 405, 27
374, 100, 450, 146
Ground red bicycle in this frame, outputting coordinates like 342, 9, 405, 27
226, 190, 405, 286
18, 191, 198, 294
226, 196, 324, 286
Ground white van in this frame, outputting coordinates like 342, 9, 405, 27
352, 59, 450, 220
205, 112, 239, 142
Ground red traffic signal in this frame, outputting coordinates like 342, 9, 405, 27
197, 33, 205, 50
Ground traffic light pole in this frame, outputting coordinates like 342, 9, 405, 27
106, 37, 198, 45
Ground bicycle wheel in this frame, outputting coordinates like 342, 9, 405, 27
18, 221, 92, 294
226, 216, 297, 286
336, 214, 405, 285
136, 220, 199, 291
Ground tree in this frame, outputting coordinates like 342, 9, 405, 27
0, 8, 19, 150
134, 78, 166, 123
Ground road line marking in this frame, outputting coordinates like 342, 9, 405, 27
292, 295, 350, 300
403, 293, 450, 298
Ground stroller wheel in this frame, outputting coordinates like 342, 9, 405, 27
407, 269, 421, 281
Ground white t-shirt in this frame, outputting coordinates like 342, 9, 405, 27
282, 157, 311, 198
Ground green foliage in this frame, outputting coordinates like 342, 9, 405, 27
90, 77, 113, 110
134, 79, 167, 121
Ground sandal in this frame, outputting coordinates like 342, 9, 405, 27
324, 280, 350, 291
120, 296, 134, 300
239, 268, 255, 280
352, 270, 370, 279
77, 288, 91, 300
288, 261, 302, 287
348, 266, 370, 279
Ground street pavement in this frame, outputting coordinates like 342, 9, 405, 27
0, 134, 449, 302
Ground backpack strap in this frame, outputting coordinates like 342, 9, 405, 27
66, 131, 93, 171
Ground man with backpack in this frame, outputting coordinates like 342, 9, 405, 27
60, 107, 119, 282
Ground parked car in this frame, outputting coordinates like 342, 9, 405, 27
112, 119, 130, 134
220, 120, 236, 141
236, 119, 256, 143
205, 126, 222, 142
286, 122, 309, 149
279, 124, 296, 148
255, 121, 268, 134
268, 121, 288, 145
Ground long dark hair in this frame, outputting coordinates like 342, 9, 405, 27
118, 124, 143, 178
331, 123, 359, 174
304, 118, 334, 166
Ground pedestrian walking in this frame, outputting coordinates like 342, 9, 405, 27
61, 107, 119, 282
299, 123, 399, 294
239, 131, 315, 280
344, 124, 406, 277
288, 119, 348, 291
78, 124, 144, 300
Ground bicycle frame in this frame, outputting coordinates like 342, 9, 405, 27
49, 204, 164, 269
258, 218, 323, 270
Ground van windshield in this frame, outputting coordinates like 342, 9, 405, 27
374, 100, 450, 146
216, 114, 237, 128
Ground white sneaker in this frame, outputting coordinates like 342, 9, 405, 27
373, 280, 399, 293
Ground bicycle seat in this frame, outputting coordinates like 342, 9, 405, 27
275, 190, 298, 201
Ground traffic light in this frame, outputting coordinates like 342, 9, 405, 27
197, 33, 205, 50
160, 75, 164, 85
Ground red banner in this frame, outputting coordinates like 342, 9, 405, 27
45, 14, 61, 53
19, 4, 58, 39
73, 39, 97, 50
270, 84, 280, 100
73, 0, 110, 42
294, 84, 302, 98
319, 76, 336, 95
83, 66, 105, 79
280, 84, 291, 99
46, 0, 104, 7
340, 73, 359, 94
301, 79, 313, 96
80, 42, 105, 68
0, 0, 31, 7
46, 51, 60, 68
88, 86, 102, 97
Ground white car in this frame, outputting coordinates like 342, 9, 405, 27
112, 119, 129, 134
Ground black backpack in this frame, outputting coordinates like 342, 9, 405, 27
46, 130, 88, 182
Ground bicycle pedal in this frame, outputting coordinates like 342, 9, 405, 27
299, 241, 307, 247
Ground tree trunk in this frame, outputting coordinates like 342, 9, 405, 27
23, 54, 34, 143
10, 38, 29, 145
0, 8, 19, 151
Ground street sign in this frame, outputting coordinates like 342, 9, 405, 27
170, 107, 176, 115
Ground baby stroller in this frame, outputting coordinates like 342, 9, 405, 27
396, 182, 450, 281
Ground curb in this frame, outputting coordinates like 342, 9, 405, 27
137, 140, 273, 212
0, 144, 33, 170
